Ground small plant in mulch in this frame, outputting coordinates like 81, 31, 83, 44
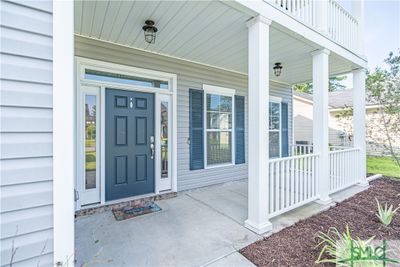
314, 225, 376, 266
375, 197, 400, 226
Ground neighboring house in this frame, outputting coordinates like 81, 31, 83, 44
293, 89, 400, 155
1, 0, 369, 266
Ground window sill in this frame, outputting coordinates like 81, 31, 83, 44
205, 162, 234, 169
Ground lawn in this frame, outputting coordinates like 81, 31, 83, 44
367, 156, 400, 178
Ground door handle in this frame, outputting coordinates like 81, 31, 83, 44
150, 136, 155, 159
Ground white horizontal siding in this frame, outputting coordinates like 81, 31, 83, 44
75, 36, 293, 191
0, 1, 53, 266
0, 80, 52, 108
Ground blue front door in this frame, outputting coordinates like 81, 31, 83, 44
105, 89, 155, 201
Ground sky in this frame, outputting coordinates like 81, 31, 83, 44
337, 0, 400, 88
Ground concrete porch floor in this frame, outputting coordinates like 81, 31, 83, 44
75, 180, 368, 267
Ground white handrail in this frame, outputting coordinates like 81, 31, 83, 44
329, 148, 360, 193
268, 153, 319, 218
266, 0, 359, 53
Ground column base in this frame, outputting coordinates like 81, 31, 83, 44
316, 196, 332, 205
245, 219, 273, 234
358, 180, 369, 187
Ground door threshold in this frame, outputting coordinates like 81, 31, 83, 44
75, 190, 177, 217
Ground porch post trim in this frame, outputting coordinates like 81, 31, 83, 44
245, 15, 273, 234
352, 68, 368, 186
312, 48, 332, 204
53, 0, 75, 265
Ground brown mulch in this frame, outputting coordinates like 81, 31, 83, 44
240, 177, 400, 266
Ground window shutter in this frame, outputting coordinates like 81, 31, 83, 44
235, 95, 245, 164
281, 102, 289, 157
189, 89, 204, 170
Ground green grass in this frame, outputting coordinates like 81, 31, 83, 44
367, 156, 400, 178
85, 151, 96, 171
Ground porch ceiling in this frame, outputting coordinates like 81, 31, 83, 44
75, 0, 357, 85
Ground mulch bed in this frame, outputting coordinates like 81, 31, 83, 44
240, 177, 400, 266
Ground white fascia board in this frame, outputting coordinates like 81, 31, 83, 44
229, 0, 368, 69
293, 95, 313, 105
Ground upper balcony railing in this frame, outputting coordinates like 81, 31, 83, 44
269, 0, 360, 53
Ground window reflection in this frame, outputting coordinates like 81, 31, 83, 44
161, 101, 168, 178
85, 95, 97, 189
85, 69, 169, 89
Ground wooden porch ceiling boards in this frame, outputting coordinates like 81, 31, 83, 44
74, 0, 355, 85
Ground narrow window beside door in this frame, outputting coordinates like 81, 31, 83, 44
161, 101, 168, 178
85, 95, 97, 190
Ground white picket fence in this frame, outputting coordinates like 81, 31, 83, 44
268, 153, 319, 218
329, 148, 360, 194
268, 0, 359, 52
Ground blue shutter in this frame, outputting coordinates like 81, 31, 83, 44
235, 95, 245, 164
281, 102, 289, 157
189, 89, 204, 170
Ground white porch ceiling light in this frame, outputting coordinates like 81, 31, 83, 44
142, 20, 158, 44
273, 62, 283, 77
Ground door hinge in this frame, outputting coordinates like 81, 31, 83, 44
74, 189, 79, 201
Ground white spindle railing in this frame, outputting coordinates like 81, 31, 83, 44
290, 144, 314, 155
272, 0, 316, 27
329, 148, 360, 194
268, 153, 319, 218
327, 0, 359, 52
267, 0, 359, 53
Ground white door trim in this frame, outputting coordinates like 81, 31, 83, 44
75, 57, 178, 210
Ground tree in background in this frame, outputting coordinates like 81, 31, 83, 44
366, 51, 400, 167
293, 76, 347, 94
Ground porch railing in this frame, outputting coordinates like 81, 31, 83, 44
329, 147, 360, 194
290, 144, 313, 155
271, 0, 316, 27
268, 153, 319, 218
327, 0, 359, 52
267, 0, 359, 52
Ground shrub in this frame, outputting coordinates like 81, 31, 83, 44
376, 198, 399, 226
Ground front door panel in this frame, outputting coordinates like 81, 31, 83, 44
106, 89, 155, 201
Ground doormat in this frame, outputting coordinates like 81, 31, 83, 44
112, 202, 162, 221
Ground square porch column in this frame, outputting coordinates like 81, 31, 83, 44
312, 49, 332, 204
245, 15, 272, 234
353, 69, 368, 186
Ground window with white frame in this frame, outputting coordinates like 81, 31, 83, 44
204, 85, 234, 167
269, 101, 281, 158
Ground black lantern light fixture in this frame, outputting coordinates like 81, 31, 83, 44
142, 20, 158, 44
273, 62, 283, 77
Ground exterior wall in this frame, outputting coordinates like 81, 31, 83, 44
0, 1, 54, 266
332, 108, 400, 155
75, 36, 293, 191
293, 97, 349, 147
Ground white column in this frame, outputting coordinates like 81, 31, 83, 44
352, 0, 365, 55
312, 49, 332, 204
315, 0, 328, 34
353, 69, 368, 186
53, 0, 75, 265
245, 15, 272, 234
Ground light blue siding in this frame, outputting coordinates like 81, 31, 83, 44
0, 1, 53, 266
75, 36, 293, 191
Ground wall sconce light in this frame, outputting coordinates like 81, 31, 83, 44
273, 62, 283, 77
142, 20, 158, 44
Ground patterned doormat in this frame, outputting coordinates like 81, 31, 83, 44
112, 202, 162, 221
